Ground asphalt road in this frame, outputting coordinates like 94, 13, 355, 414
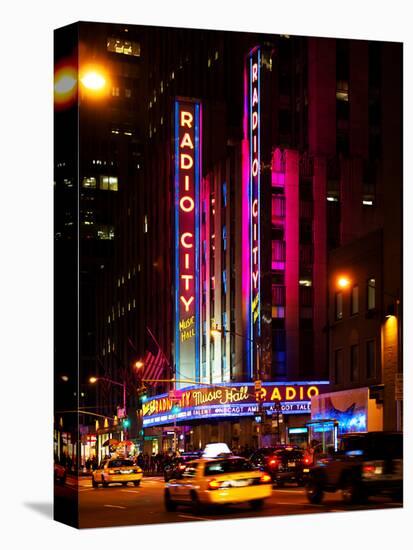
54, 476, 402, 529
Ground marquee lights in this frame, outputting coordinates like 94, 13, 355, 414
142, 381, 329, 426
174, 99, 202, 388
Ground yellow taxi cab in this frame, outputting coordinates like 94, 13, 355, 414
92, 458, 143, 488
164, 455, 272, 512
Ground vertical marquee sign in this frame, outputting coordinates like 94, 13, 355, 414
174, 98, 201, 389
246, 47, 261, 378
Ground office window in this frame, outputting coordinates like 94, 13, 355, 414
366, 340, 376, 379
335, 292, 343, 320
351, 285, 359, 315
334, 349, 343, 384
125, 88, 132, 98
100, 176, 118, 191
350, 345, 359, 382
112, 87, 120, 97
107, 37, 140, 57
82, 177, 96, 188
367, 278, 376, 310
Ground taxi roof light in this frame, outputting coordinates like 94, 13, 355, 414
203, 442, 232, 458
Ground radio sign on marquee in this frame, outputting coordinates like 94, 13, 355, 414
174, 99, 201, 388
142, 381, 329, 427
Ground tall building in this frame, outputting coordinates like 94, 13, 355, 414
55, 24, 402, 462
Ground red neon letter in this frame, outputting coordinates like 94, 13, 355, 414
252, 199, 258, 217
252, 86, 258, 106
180, 111, 193, 128
180, 154, 194, 170
180, 295, 194, 312
252, 111, 258, 130
252, 158, 259, 177
181, 274, 194, 290
252, 63, 258, 82
180, 196, 194, 212
180, 133, 194, 149
252, 271, 259, 289
181, 232, 193, 248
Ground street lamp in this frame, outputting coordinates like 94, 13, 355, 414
89, 376, 127, 421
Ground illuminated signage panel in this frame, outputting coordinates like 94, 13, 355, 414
142, 381, 329, 426
174, 99, 201, 388
243, 46, 261, 378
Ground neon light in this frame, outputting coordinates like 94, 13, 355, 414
174, 98, 201, 389
244, 46, 262, 379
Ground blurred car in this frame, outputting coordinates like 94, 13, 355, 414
306, 431, 403, 504
92, 458, 143, 488
164, 454, 201, 482
250, 446, 310, 486
54, 463, 67, 485
164, 456, 272, 512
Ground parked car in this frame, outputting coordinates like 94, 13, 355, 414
164, 456, 272, 512
306, 431, 403, 504
92, 458, 143, 488
250, 446, 310, 486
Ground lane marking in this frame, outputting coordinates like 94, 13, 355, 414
121, 489, 141, 494
178, 514, 210, 521
103, 504, 127, 509
274, 489, 305, 494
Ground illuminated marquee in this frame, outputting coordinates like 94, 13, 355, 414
174, 99, 201, 388
142, 381, 329, 426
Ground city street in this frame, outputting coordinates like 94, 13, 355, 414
54, 476, 402, 529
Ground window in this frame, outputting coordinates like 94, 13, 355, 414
351, 285, 359, 315
335, 292, 343, 320
107, 37, 140, 57
100, 176, 118, 191
82, 177, 96, 188
334, 349, 343, 384
350, 345, 359, 382
125, 88, 131, 98
112, 87, 120, 97
366, 340, 376, 379
367, 278, 376, 310
97, 225, 115, 240
144, 215, 148, 233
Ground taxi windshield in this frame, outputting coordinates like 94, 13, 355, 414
204, 459, 253, 475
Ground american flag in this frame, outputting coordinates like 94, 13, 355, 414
140, 327, 170, 385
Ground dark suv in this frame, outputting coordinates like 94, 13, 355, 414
250, 446, 310, 486
306, 431, 403, 504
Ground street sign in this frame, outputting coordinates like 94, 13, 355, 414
395, 373, 403, 401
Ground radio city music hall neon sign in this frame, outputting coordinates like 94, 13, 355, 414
142, 382, 325, 418
250, 50, 261, 328
174, 99, 201, 386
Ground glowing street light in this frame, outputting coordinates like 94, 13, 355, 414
134, 360, 144, 369
80, 70, 106, 91
337, 276, 351, 289
89, 376, 98, 384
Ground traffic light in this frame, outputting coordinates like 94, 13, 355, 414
122, 418, 130, 428
171, 404, 180, 415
